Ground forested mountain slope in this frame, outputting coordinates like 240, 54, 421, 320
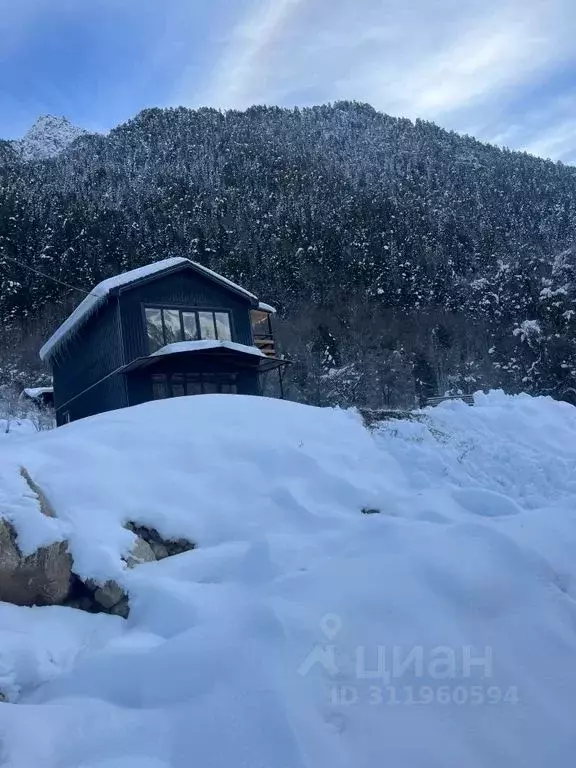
1, 102, 576, 407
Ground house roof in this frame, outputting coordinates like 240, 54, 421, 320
40, 258, 260, 362
150, 340, 266, 359
119, 339, 288, 375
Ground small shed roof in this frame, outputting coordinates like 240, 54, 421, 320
22, 386, 54, 399
150, 340, 266, 359
120, 339, 288, 375
40, 258, 259, 362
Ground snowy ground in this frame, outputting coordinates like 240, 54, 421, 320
1, 392, 576, 767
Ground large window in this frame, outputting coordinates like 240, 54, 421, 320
152, 373, 238, 398
145, 307, 232, 352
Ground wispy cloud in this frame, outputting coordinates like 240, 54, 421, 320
188, 0, 576, 162
2, 0, 576, 162
521, 121, 576, 162
186, 0, 305, 108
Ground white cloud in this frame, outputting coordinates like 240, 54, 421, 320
357, 14, 552, 118
183, 0, 576, 162
182, 0, 305, 108
522, 122, 576, 163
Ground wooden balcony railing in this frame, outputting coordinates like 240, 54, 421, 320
253, 335, 276, 358
252, 308, 277, 358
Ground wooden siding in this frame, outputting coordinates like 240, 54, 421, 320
51, 299, 127, 424
119, 269, 254, 366
58, 375, 128, 426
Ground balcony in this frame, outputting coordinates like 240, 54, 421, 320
251, 308, 276, 358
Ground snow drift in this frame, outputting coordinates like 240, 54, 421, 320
1, 392, 576, 767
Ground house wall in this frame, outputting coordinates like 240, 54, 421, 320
118, 269, 254, 368
50, 299, 127, 425
57, 375, 128, 425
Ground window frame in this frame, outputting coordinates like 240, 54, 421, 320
151, 372, 238, 398
142, 304, 234, 352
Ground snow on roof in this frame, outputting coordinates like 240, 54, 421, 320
257, 302, 277, 314
150, 340, 266, 359
40, 258, 259, 362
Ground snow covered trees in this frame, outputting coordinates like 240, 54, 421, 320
1, 103, 576, 407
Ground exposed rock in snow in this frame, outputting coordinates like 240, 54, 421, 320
0, 465, 71, 606
125, 521, 195, 560
0, 463, 194, 616
11, 115, 88, 162
90, 581, 126, 612
124, 537, 156, 568
80, 525, 195, 617
0, 519, 72, 606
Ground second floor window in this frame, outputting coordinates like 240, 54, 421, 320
145, 307, 232, 352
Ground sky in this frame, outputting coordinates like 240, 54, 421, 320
1, 0, 575, 162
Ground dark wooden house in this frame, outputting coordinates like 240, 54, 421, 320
40, 258, 287, 426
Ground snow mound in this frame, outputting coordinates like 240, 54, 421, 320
11, 115, 88, 161
1, 392, 576, 767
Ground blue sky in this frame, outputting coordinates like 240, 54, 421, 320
1, 0, 575, 162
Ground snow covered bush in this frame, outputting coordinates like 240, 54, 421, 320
0, 385, 54, 434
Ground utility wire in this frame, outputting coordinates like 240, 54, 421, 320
0, 253, 91, 296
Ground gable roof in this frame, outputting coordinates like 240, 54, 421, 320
40, 257, 259, 362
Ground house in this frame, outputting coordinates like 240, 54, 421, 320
40, 257, 288, 426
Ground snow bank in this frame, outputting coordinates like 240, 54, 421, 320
1, 392, 576, 767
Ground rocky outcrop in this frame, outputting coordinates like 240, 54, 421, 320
124, 536, 156, 568
125, 522, 195, 559
73, 524, 196, 618
0, 520, 72, 606
0, 469, 195, 619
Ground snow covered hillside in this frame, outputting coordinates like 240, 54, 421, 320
11, 115, 88, 161
1, 392, 576, 767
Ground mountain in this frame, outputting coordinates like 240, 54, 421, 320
0, 103, 575, 407
11, 115, 88, 161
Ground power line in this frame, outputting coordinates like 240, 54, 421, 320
0, 253, 91, 296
